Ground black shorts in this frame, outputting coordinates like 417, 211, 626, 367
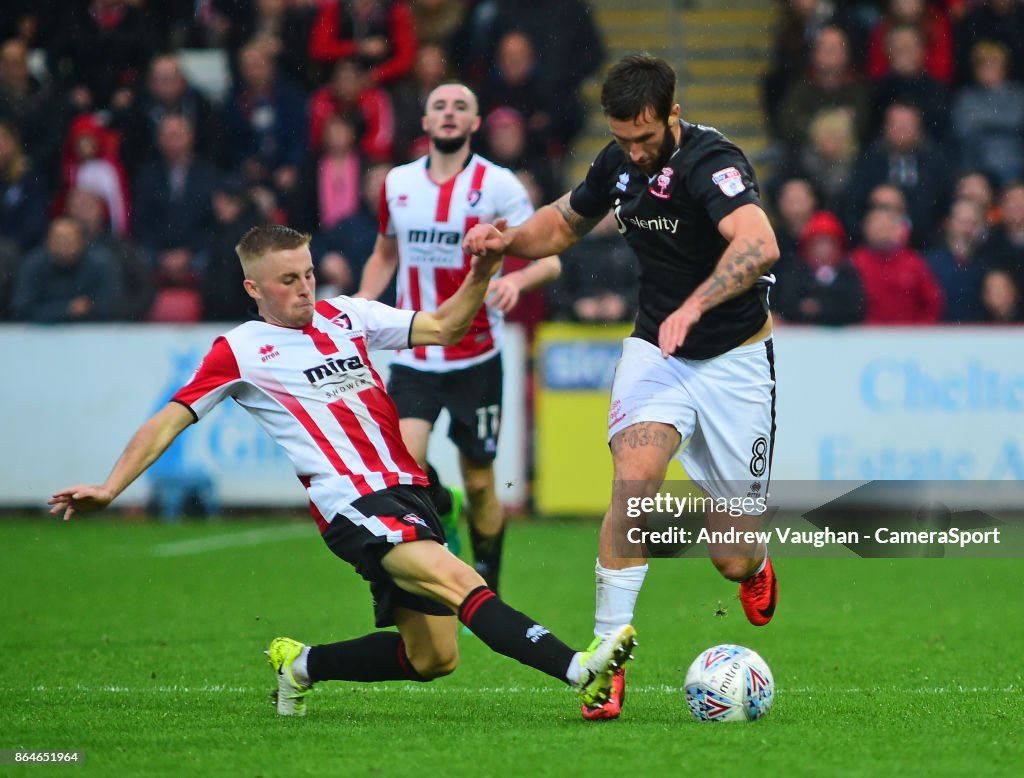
321, 485, 454, 628
387, 355, 503, 463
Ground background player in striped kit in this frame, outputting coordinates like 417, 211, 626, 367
357, 83, 560, 594
49, 224, 634, 717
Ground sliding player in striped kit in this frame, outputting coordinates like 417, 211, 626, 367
357, 83, 560, 594
49, 225, 634, 717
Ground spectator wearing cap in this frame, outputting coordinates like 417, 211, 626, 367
55, 114, 132, 237
850, 206, 944, 323
773, 210, 865, 325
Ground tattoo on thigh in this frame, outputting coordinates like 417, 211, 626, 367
610, 423, 677, 454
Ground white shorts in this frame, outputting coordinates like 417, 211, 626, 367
607, 336, 777, 504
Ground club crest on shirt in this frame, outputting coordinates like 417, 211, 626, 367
648, 167, 675, 199
330, 312, 352, 330
712, 167, 746, 197
467, 189, 482, 206
400, 513, 428, 528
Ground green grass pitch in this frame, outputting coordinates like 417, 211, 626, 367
1, 516, 1022, 777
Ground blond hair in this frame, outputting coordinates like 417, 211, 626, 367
0, 119, 28, 183
809, 108, 858, 160
235, 224, 311, 278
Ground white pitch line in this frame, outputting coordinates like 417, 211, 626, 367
14, 685, 1022, 695
152, 524, 311, 557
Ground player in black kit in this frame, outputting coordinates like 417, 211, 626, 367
464, 54, 781, 721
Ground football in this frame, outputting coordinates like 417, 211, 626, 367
684, 644, 774, 722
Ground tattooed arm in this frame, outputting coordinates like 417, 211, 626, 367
463, 191, 604, 259
657, 203, 779, 357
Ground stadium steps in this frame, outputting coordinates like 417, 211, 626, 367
566, 0, 777, 186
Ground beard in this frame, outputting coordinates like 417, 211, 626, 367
639, 126, 679, 176
431, 133, 470, 154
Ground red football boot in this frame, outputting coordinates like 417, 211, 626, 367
739, 556, 778, 626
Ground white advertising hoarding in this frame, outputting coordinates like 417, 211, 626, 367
771, 326, 1024, 482
0, 325, 526, 509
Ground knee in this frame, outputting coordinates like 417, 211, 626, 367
612, 452, 669, 483
409, 647, 459, 680
710, 555, 756, 582
462, 469, 494, 503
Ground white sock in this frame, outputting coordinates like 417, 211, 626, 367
594, 560, 649, 638
292, 645, 311, 686
753, 546, 768, 575
565, 653, 583, 686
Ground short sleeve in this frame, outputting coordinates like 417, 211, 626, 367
492, 168, 535, 227
568, 142, 621, 219
343, 296, 416, 351
686, 147, 762, 226
172, 337, 242, 420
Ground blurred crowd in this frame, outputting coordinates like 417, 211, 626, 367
3, 0, 1022, 329
762, 0, 1024, 324
0, 0, 606, 324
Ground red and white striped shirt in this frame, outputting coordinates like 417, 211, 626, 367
381, 153, 534, 372
172, 297, 427, 533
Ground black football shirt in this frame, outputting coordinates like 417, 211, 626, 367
569, 121, 772, 359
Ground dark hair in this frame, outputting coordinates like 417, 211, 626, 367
600, 54, 676, 122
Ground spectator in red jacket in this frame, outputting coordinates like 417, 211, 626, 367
866, 0, 953, 84
309, 0, 417, 87
851, 206, 944, 322
308, 58, 395, 162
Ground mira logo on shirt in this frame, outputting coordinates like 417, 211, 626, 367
407, 227, 461, 245
303, 355, 366, 385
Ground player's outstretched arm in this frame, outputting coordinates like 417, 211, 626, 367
486, 254, 562, 312
354, 235, 399, 299
48, 402, 195, 521
464, 192, 603, 260
410, 241, 505, 347
658, 203, 780, 357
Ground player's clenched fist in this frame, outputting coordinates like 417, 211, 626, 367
468, 248, 504, 281
463, 218, 509, 256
